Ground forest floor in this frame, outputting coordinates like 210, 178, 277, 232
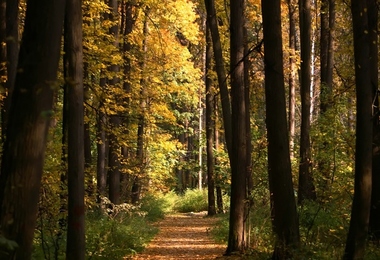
130, 212, 233, 260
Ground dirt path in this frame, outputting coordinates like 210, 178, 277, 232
131, 212, 226, 260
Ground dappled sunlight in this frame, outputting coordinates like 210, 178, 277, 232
131, 214, 226, 260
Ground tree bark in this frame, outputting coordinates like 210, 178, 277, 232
204, 0, 232, 156
214, 99, 224, 214
132, 8, 149, 204
226, 0, 247, 254
1, 0, 19, 139
298, 0, 316, 204
107, 0, 121, 205
319, 0, 335, 191
65, 0, 85, 257
261, 0, 300, 257
344, 0, 373, 258
287, 0, 297, 159
205, 26, 216, 216
369, 0, 380, 242
0, 0, 65, 258
96, 109, 107, 201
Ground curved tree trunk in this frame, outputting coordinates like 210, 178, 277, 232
204, 0, 232, 156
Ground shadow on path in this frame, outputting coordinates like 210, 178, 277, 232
131, 213, 226, 260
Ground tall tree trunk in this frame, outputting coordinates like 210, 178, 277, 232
287, 0, 297, 159
261, 0, 300, 257
107, 0, 121, 205
204, 0, 232, 156
120, 0, 135, 201
0, 0, 6, 142
243, 24, 253, 249
65, 0, 85, 257
369, 0, 380, 242
0, 0, 65, 258
344, 0, 373, 258
214, 99, 224, 213
1, 0, 19, 139
226, 0, 247, 254
96, 108, 107, 201
205, 26, 216, 216
319, 0, 335, 191
132, 8, 149, 204
298, 0, 316, 204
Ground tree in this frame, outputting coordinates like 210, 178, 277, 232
344, 0, 373, 258
226, 0, 247, 254
1, 0, 19, 139
319, 0, 335, 192
132, 8, 149, 204
0, 0, 65, 258
204, 0, 232, 155
298, 0, 316, 203
107, 0, 121, 205
287, 0, 297, 159
369, 0, 380, 241
205, 26, 216, 216
65, 0, 85, 258
261, 0, 300, 257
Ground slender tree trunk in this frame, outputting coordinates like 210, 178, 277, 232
0, 0, 65, 258
206, 26, 216, 216
120, 0, 135, 201
107, 0, 121, 205
298, 0, 316, 204
319, 0, 335, 191
132, 8, 149, 204
344, 0, 373, 258
97, 109, 107, 201
204, 0, 232, 156
65, 0, 85, 257
214, 98, 224, 213
261, 0, 300, 257
0, 0, 6, 141
287, 0, 297, 159
226, 0, 247, 254
243, 24, 253, 248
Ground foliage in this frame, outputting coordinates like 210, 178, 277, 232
86, 207, 158, 259
139, 192, 175, 221
173, 189, 209, 213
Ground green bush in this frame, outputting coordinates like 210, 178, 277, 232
140, 192, 175, 221
86, 208, 158, 259
173, 189, 209, 213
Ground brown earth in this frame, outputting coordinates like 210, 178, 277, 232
130, 212, 227, 260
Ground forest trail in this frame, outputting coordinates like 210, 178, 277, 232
130, 212, 226, 260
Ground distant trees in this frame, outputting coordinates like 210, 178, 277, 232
0, 0, 378, 258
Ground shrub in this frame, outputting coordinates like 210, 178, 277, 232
173, 189, 209, 213
86, 203, 158, 259
140, 192, 174, 221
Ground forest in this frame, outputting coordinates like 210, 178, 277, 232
0, 0, 379, 259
